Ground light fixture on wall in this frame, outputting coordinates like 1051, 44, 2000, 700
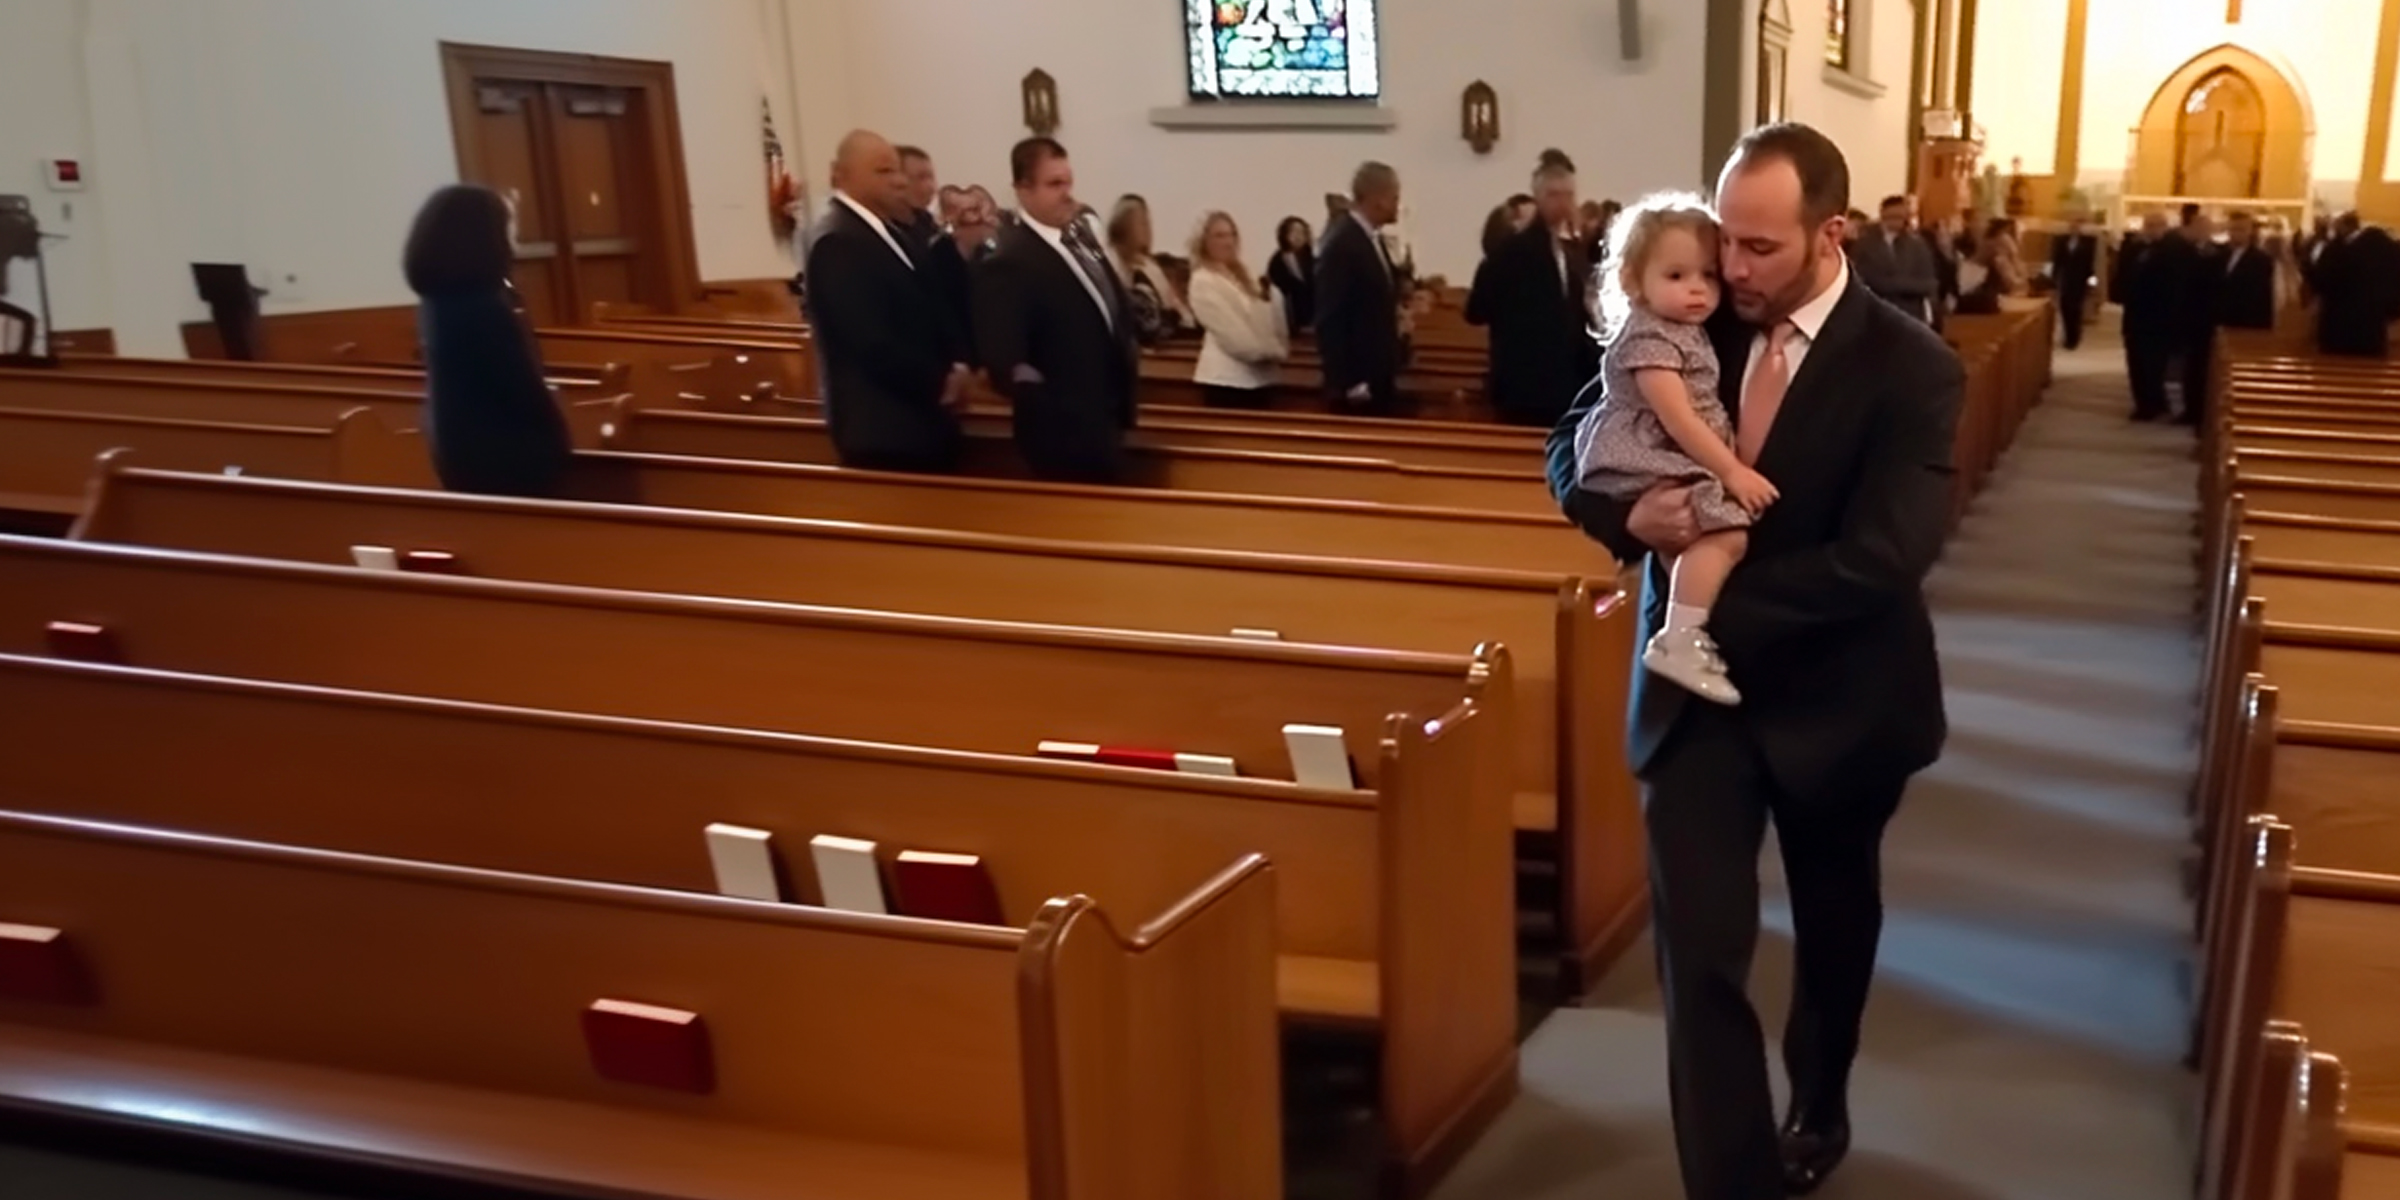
1461, 81, 1499, 155
1022, 69, 1060, 137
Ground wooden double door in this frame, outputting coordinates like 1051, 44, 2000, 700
443, 44, 701, 328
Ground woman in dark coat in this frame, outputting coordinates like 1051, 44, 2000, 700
403, 185, 571, 498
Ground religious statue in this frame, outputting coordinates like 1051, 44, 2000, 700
2004, 155, 2031, 219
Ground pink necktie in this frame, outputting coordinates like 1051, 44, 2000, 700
1738, 322, 1795, 466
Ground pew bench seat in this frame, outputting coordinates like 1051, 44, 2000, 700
0, 1025, 1030, 1200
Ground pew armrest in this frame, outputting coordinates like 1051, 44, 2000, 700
1278, 955, 1380, 1026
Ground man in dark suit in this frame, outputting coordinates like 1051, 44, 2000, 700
2116, 211, 2176, 421
896, 145, 941, 251
2160, 205, 2221, 426
2048, 214, 2099, 349
2316, 213, 2399, 358
1465, 161, 1597, 427
802, 130, 969, 474
2214, 211, 2278, 332
1846, 194, 1938, 324
972, 137, 1140, 483
1316, 162, 1406, 415
1546, 122, 1962, 1200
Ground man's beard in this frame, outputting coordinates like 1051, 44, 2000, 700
1737, 237, 1822, 325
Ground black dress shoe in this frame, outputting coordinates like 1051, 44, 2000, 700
1779, 1108, 1852, 1196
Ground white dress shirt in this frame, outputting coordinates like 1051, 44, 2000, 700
832, 192, 914, 269
1744, 255, 1852, 389
1022, 211, 1115, 328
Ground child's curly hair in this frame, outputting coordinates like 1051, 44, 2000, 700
1594, 190, 1719, 344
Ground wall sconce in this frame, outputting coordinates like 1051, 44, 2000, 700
1022, 69, 1060, 137
1461, 81, 1499, 155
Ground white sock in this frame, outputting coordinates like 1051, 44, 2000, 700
1666, 604, 1710, 634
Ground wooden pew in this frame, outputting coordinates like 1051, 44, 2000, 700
727, 394, 1545, 473
0, 653, 1512, 1192
2279, 866, 2400, 1129
0, 407, 428, 514
538, 328, 814, 397
50, 353, 630, 396
0, 808, 1281, 1200
549, 451, 1599, 573
70, 464, 1648, 995
598, 403, 1555, 516
2239, 511, 2400, 569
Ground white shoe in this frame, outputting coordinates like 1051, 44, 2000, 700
1643, 627, 1742, 705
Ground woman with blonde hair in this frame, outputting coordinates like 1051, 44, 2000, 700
1183, 210, 1289, 409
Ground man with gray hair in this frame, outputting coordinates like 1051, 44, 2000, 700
1466, 160, 1597, 426
1315, 161, 1405, 414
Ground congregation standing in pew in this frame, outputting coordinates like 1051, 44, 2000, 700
1550, 122, 1966, 1200
1316, 161, 1408, 416
1104, 193, 1198, 344
974, 137, 1140, 483
921, 182, 1000, 351
804, 130, 971, 474
1466, 159, 1598, 429
1183, 211, 1290, 410
402, 184, 571, 499
895, 144, 942, 250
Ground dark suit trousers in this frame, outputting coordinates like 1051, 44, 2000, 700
1644, 704, 1907, 1200
2124, 327, 2172, 418
2057, 285, 2088, 349
2177, 330, 2214, 425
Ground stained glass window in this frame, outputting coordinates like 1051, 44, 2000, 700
1825, 0, 1851, 68
1186, 0, 1380, 100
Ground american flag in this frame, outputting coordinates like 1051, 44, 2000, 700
764, 97, 798, 243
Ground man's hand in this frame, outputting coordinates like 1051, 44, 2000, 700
1627, 483, 1700, 555
940, 363, 973, 410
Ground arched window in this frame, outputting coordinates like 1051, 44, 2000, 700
2175, 67, 2266, 197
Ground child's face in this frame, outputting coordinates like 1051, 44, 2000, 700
1639, 225, 1721, 325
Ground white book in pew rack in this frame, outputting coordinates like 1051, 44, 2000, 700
809, 834, 888, 915
350, 545, 400, 572
1282, 724, 1357, 790
703, 823, 783, 902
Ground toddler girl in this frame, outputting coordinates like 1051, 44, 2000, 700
1573, 192, 1778, 705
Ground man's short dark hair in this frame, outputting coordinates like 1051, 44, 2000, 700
897, 145, 931, 167
1010, 137, 1067, 186
1507, 192, 1535, 208
1879, 194, 1907, 211
2181, 202, 2204, 225
1538, 148, 1576, 173
1725, 122, 1851, 228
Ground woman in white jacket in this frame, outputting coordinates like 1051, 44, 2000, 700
1184, 211, 1289, 408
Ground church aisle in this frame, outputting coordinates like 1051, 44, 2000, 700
1431, 331, 2204, 1200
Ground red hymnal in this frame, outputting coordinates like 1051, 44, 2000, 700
890, 852, 1005, 926
1037, 741, 1235, 775
582, 999, 714, 1094
400, 550, 465, 576
0, 924, 93, 1006
44, 622, 121, 665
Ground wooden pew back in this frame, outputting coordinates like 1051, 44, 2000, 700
0, 808, 1281, 1200
0, 408, 429, 513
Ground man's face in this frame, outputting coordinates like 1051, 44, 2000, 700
1879, 202, 1909, 235
1361, 183, 1401, 227
1715, 156, 1839, 324
1535, 176, 1577, 231
1016, 152, 1078, 229
2141, 213, 2169, 241
902, 154, 938, 212
2184, 213, 2215, 243
2228, 215, 2256, 248
834, 139, 911, 224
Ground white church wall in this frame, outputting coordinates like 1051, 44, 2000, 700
792, 0, 1712, 283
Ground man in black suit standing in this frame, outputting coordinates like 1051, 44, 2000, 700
2116, 211, 2176, 421
2315, 212, 2399, 358
972, 137, 1140, 483
2160, 204, 2221, 426
2049, 214, 2099, 349
802, 130, 969, 474
896, 145, 941, 250
1846, 194, 1938, 324
2214, 211, 2278, 332
1316, 162, 1406, 415
1465, 160, 1596, 427
1546, 122, 1962, 1200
